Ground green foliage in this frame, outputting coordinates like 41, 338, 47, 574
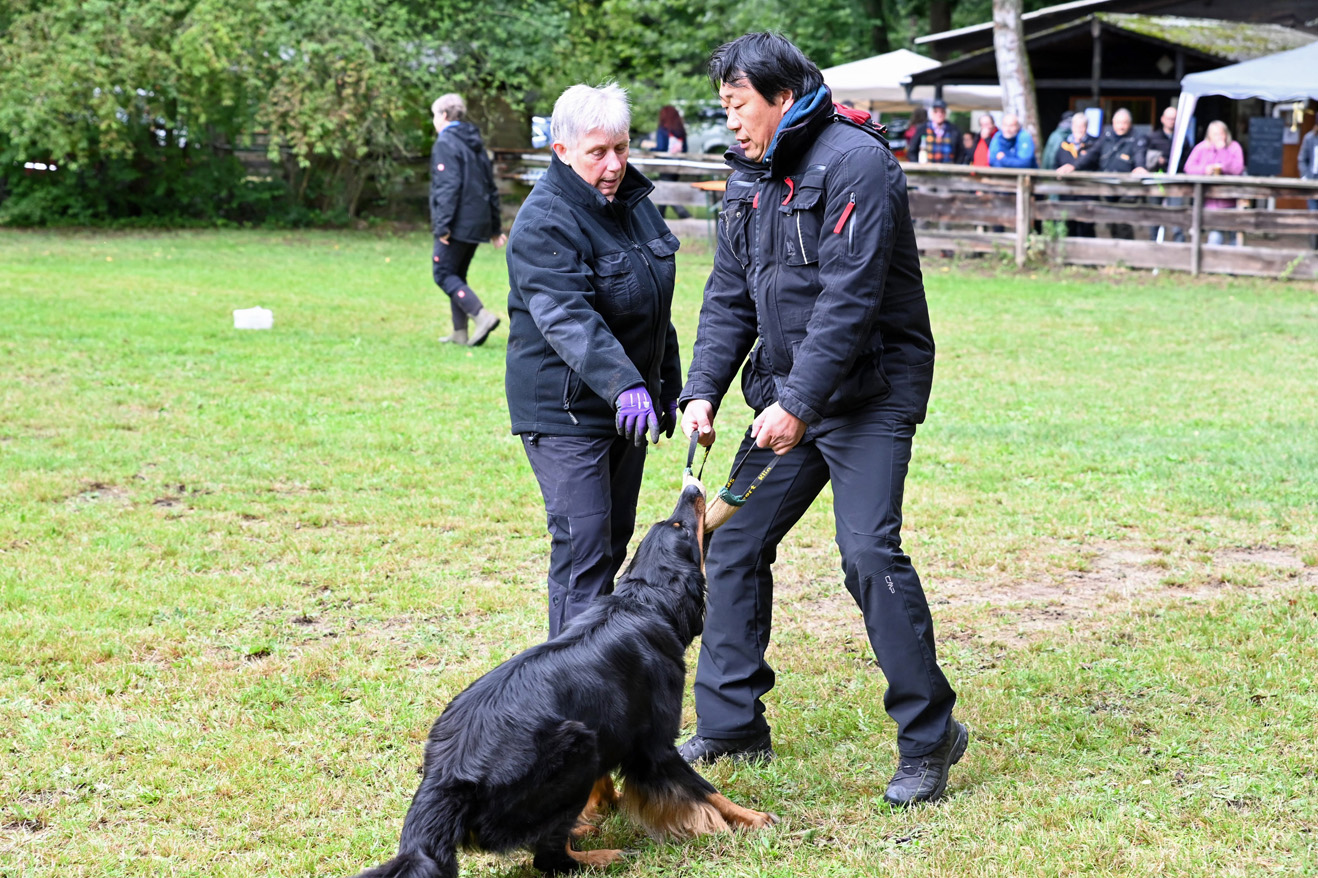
1, 231, 1316, 875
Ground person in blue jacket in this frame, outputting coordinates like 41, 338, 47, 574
988, 113, 1037, 169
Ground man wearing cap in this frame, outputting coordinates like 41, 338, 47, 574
909, 99, 965, 164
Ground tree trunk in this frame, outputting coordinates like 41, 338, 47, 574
863, 0, 890, 54
992, 0, 1040, 143
929, 0, 955, 60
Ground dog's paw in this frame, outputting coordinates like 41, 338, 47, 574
737, 809, 778, 830
567, 847, 626, 868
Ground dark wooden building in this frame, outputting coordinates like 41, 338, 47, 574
908, 0, 1318, 140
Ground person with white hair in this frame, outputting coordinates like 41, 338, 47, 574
428, 92, 505, 346
504, 83, 684, 638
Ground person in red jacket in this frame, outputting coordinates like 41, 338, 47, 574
972, 113, 997, 167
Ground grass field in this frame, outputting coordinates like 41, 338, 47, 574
2, 229, 1316, 877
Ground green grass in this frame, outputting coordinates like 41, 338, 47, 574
2, 229, 1316, 877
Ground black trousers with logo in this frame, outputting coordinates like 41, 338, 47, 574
692, 409, 956, 757
521, 433, 647, 639
432, 237, 484, 331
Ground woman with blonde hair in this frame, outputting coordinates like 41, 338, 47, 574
1184, 120, 1245, 245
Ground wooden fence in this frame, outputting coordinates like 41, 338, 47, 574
491, 150, 1318, 280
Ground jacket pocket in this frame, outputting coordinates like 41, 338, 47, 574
738, 343, 778, 414
720, 182, 756, 268
592, 250, 643, 316
779, 184, 822, 266
645, 231, 680, 295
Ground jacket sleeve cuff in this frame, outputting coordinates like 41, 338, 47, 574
775, 389, 822, 426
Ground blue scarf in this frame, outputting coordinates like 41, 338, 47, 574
762, 85, 829, 165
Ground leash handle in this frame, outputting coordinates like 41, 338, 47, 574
685, 432, 710, 481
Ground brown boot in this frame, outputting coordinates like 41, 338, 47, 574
438, 328, 469, 344
467, 308, 501, 347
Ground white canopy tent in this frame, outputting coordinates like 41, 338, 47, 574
821, 48, 1002, 113
1170, 41, 1318, 175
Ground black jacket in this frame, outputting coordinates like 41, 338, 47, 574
680, 89, 934, 426
505, 153, 682, 437
430, 121, 501, 242
1073, 127, 1148, 173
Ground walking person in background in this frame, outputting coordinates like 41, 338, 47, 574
1299, 123, 1318, 249
972, 113, 997, 167
1184, 120, 1245, 246
429, 93, 505, 346
505, 83, 683, 639
653, 104, 693, 220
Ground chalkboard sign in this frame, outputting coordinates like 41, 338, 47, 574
1247, 116, 1284, 176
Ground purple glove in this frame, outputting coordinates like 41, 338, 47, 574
616, 386, 660, 447
659, 398, 678, 439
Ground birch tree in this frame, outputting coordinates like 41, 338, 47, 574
991, 0, 1039, 141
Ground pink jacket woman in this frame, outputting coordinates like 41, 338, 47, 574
1184, 121, 1245, 209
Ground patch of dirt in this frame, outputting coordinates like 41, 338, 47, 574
778, 542, 1316, 647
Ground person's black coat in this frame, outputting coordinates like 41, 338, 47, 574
430, 120, 501, 242
680, 89, 934, 427
505, 154, 682, 437
1072, 127, 1149, 173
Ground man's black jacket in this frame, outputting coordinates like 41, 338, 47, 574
430, 121, 501, 242
505, 153, 682, 437
680, 89, 934, 427
1072, 127, 1148, 173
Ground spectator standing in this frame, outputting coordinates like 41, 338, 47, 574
1144, 105, 1189, 242
654, 104, 693, 220
429, 93, 505, 346
1040, 111, 1073, 172
1299, 124, 1318, 249
504, 83, 684, 638
988, 113, 1037, 168
677, 32, 966, 808
959, 131, 977, 164
1050, 112, 1097, 237
1184, 120, 1246, 246
1057, 108, 1148, 238
972, 113, 997, 167
910, 99, 965, 164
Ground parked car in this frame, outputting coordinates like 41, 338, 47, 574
684, 106, 732, 156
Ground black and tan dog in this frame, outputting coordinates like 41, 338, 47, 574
353, 482, 776, 878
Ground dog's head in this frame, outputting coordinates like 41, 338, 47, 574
614, 480, 707, 644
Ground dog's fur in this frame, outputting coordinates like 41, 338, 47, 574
353, 484, 776, 878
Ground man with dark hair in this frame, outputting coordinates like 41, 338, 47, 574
677, 31, 966, 808
430, 93, 505, 346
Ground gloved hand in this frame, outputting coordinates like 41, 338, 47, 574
616, 386, 660, 447
659, 398, 679, 439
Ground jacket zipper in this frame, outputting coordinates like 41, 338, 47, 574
562, 372, 579, 424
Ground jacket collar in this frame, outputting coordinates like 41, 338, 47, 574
725, 85, 837, 179
545, 151, 654, 212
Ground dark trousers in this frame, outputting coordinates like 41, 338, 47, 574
1310, 199, 1318, 250
522, 433, 647, 638
432, 238, 484, 332
693, 411, 956, 757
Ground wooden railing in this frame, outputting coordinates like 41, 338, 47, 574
490, 149, 1318, 280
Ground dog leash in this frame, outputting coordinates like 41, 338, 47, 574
685, 432, 710, 481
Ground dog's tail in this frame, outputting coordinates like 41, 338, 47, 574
352, 782, 472, 878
